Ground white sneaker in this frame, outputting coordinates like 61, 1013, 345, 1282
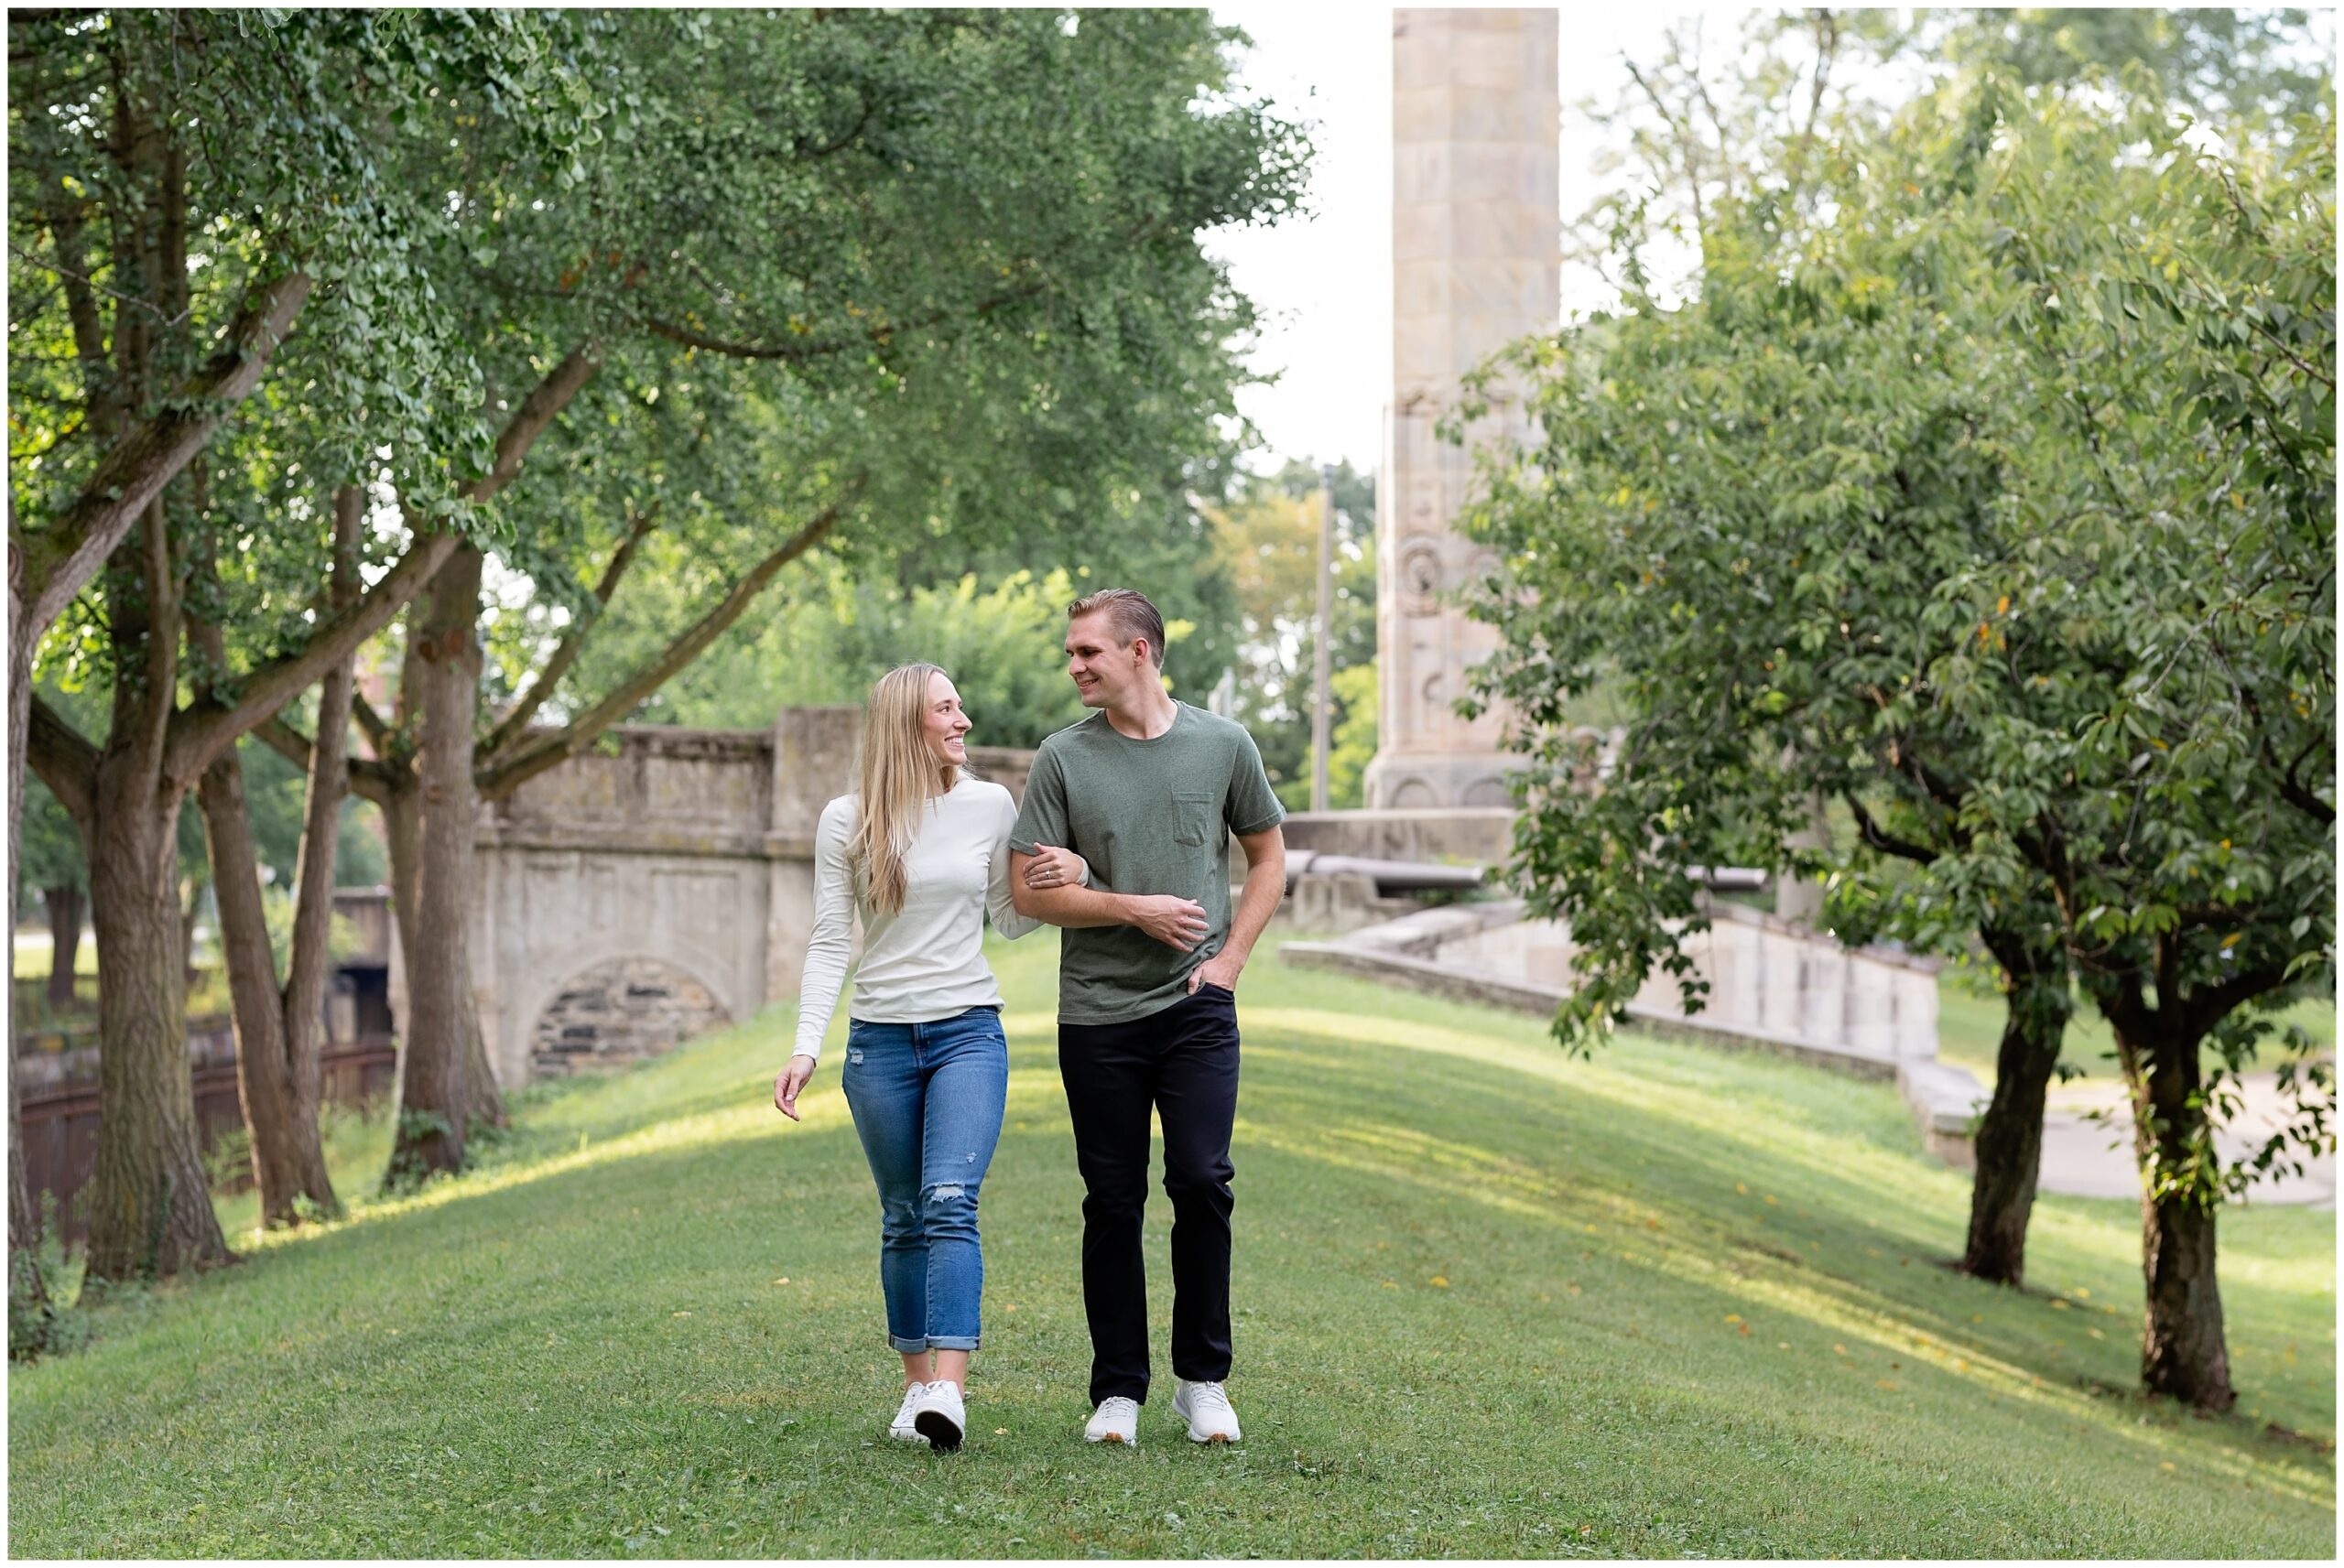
1083, 1395, 1141, 1446
887, 1383, 925, 1442
911, 1379, 966, 1452
1172, 1379, 1242, 1444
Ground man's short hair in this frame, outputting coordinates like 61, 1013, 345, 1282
1068, 588, 1167, 669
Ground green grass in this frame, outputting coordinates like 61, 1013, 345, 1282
1933, 963, 2336, 1086
9, 930, 2335, 1558
11, 929, 97, 979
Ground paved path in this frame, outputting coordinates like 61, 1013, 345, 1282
2037, 1071, 2335, 1207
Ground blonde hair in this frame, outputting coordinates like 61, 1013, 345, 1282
852, 663, 959, 917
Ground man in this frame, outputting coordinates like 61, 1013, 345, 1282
1008, 588, 1287, 1447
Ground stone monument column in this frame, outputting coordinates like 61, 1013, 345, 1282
1365, 7, 1557, 810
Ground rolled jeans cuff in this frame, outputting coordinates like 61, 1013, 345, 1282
925, 1334, 981, 1352
887, 1333, 930, 1355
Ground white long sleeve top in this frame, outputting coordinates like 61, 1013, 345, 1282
793, 778, 1059, 1061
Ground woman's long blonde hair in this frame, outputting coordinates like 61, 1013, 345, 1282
852, 663, 960, 917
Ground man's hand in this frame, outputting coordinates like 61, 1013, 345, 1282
774, 1054, 817, 1120
1023, 843, 1088, 890
1129, 893, 1210, 952
1186, 952, 1243, 995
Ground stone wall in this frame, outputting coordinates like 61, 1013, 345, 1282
461, 711, 1041, 1088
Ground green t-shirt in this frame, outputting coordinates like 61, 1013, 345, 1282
1009, 702, 1286, 1024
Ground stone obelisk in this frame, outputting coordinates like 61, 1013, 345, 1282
1365, 7, 1557, 810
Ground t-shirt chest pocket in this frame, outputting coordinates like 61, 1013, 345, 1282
1172, 791, 1218, 848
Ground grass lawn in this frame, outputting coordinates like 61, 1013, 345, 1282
8, 930, 2335, 1558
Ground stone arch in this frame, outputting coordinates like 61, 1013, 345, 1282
526, 954, 733, 1077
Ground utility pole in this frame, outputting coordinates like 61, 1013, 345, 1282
1310, 462, 1336, 813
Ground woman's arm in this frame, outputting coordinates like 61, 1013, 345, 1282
793, 798, 858, 1061
987, 790, 1085, 938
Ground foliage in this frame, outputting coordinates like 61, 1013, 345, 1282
1570, 8, 2331, 309
5, 938, 2333, 1553
12, 780, 84, 906
443, 8, 1305, 773
1206, 459, 1376, 807
9, 8, 613, 581
1460, 73, 2333, 1217
613, 566, 1093, 750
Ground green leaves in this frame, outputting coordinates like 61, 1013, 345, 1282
1462, 63, 2334, 1118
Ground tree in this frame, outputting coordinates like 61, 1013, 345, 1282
1958, 85, 2335, 1407
1461, 77, 2331, 1401
241, 8, 1310, 1192
1540, 2, 2337, 1296
12, 9, 610, 1281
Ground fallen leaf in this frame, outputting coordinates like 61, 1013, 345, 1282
1429, 1275, 1449, 1288
1725, 1314, 1743, 1325
773, 1278, 790, 1286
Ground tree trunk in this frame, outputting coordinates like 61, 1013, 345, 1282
1960, 933, 2069, 1285
7, 598, 55, 1349
381, 773, 419, 1093
83, 754, 230, 1282
43, 884, 83, 1009
7, 586, 45, 1331
462, 945, 507, 1130
2111, 1014, 2236, 1410
262, 483, 364, 1219
198, 749, 338, 1227
385, 546, 483, 1187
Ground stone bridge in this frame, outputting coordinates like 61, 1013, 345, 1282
449, 711, 1032, 1087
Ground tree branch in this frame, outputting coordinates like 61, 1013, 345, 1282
253, 714, 399, 807
16, 267, 310, 633
165, 530, 460, 786
478, 499, 659, 765
1843, 791, 1940, 865
642, 277, 1045, 363
160, 342, 603, 785
351, 690, 393, 758
25, 692, 97, 826
2183, 960, 2297, 1040
476, 496, 849, 799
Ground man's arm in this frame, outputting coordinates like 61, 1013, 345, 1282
1188, 825, 1286, 993
1008, 849, 1130, 928
1011, 848, 1213, 949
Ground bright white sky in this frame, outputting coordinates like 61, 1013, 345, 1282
1204, 4, 1764, 474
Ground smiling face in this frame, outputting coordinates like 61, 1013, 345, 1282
921, 671, 971, 767
1064, 611, 1148, 709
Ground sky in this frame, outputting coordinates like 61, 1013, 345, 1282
1206, 4, 1708, 476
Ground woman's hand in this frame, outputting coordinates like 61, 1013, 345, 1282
1023, 842, 1091, 891
774, 1054, 818, 1120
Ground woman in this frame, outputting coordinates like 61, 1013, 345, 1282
773, 663, 1086, 1453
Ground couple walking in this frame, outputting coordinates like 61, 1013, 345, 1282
773, 588, 1288, 1453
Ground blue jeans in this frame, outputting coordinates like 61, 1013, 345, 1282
841, 1006, 1009, 1354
